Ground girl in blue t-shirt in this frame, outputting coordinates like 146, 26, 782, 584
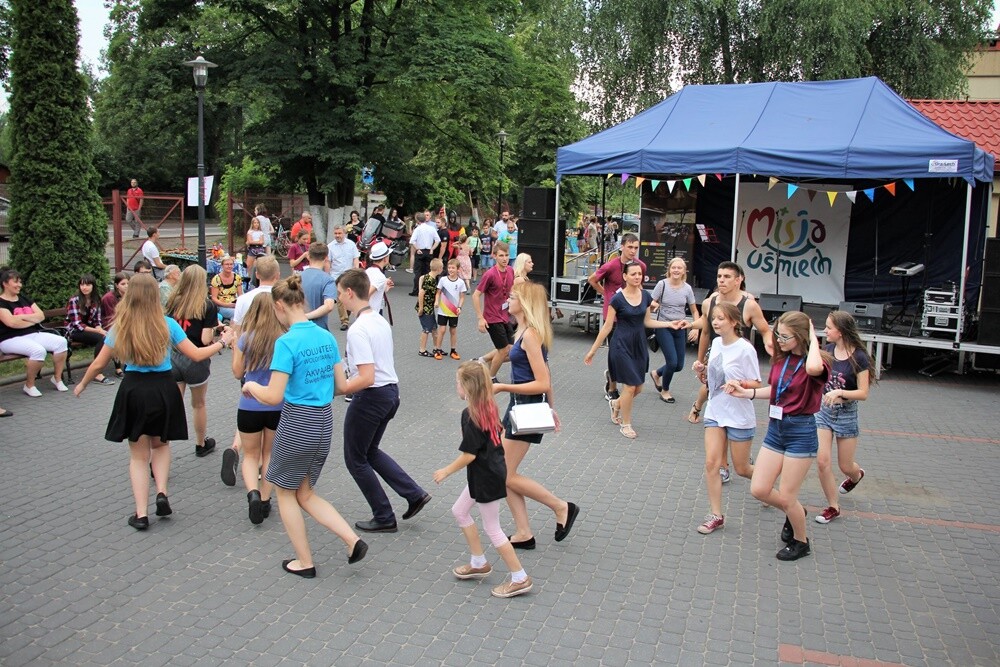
74, 274, 234, 531
231, 292, 285, 525
813, 310, 873, 526
242, 275, 367, 577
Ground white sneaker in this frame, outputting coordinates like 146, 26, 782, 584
23, 385, 42, 397
51, 377, 69, 392
719, 467, 731, 484
405, 268, 414, 273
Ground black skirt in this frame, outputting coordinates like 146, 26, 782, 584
105, 370, 188, 443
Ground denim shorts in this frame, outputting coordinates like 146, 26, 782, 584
762, 413, 819, 458
814, 401, 860, 439
703, 418, 755, 443
418, 313, 436, 334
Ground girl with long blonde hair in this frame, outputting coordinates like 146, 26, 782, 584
492, 281, 578, 550
231, 293, 286, 524
433, 361, 533, 598
75, 274, 234, 530
165, 265, 220, 457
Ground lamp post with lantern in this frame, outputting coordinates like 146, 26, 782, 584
496, 130, 508, 218
183, 55, 217, 269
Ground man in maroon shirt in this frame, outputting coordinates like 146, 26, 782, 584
472, 241, 515, 379
126, 178, 144, 239
587, 233, 646, 400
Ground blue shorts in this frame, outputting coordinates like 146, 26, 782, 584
418, 313, 436, 333
703, 418, 755, 443
815, 401, 860, 439
762, 413, 818, 458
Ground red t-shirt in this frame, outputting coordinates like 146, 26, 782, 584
287, 243, 308, 271
593, 257, 647, 318
767, 354, 829, 416
126, 187, 143, 211
290, 220, 313, 243
476, 264, 514, 324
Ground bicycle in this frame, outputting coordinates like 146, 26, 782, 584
273, 223, 291, 258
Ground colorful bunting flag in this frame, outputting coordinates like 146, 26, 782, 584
768, 177, 779, 190
667, 180, 676, 193
827, 191, 837, 206
846, 191, 857, 204
806, 190, 817, 202
884, 183, 896, 196
715, 173, 723, 181
621, 173, 629, 185
682, 177, 693, 191
863, 188, 875, 201
635, 177, 645, 188
787, 183, 798, 199
606, 173, 613, 180
903, 179, 914, 191
651, 179, 660, 191
697, 174, 706, 187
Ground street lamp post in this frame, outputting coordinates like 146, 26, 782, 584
496, 130, 508, 218
184, 56, 218, 269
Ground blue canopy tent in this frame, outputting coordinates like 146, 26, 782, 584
554, 77, 994, 343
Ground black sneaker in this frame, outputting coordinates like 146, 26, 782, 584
221, 447, 239, 486
128, 514, 149, 530
155, 493, 172, 517
261, 498, 272, 518
196, 438, 216, 457
248, 490, 264, 525
776, 538, 810, 561
344, 393, 354, 402
781, 509, 807, 544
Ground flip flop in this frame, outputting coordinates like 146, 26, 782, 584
609, 399, 622, 425
620, 424, 637, 439
687, 402, 702, 424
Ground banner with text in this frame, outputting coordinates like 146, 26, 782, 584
736, 183, 850, 305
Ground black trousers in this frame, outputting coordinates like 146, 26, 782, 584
69, 329, 105, 357
411, 250, 432, 293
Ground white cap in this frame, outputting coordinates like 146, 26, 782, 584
369, 241, 390, 261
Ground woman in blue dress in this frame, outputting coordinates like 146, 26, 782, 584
585, 262, 685, 439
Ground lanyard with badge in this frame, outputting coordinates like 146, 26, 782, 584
499, 266, 512, 311
769, 356, 803, 421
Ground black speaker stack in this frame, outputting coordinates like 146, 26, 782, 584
979, 237, 1000, 346
518, 187, 562, 295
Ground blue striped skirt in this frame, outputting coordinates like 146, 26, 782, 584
264, 402, 333, 490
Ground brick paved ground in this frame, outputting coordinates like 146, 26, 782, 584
1, 290, 998, 666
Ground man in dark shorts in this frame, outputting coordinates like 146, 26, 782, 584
472, 241, 514, 380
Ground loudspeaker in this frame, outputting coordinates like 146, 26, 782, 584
518, 217, 556, 247
523, 187, 556, 220
979, 309, 1000, 346
985, 237, 1000, 275
982, 273, 1000, 311
838, 301, 885, 333
520, 243, 556, 296
758, 293, 803, 314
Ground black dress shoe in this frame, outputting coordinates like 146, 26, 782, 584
776, 538, 811, 561
508, 536, 536, 550
355, 518, 398, 533
155, 493, 172, 517
348, 539, 369, 564
555, 502, 580, 542
128, 514, 149, 530
221, 447, 239, 486
781, 508, 808, 544
282, 559, 316, 578
402, 493, 431, 520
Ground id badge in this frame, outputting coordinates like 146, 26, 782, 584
502, 301, 509, 311
769, 404, 784, 420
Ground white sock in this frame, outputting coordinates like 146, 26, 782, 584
511, 569, 527, 583
470, 554, 488, 568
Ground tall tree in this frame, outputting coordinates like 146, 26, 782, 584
7, 0, 108, 306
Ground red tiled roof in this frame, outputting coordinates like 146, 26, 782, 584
908, 99, 1000, 168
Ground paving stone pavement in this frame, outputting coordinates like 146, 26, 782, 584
1, 294, 999, 666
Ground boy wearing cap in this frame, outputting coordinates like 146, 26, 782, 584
366, 241, 393, 317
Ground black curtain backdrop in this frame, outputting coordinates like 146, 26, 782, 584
692, 177, 989, 308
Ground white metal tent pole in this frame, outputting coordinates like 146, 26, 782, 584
956, 181, 973, 345
730, 173, 741, 262
553, 182, 562, 286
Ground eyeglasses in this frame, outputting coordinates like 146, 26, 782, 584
774, 333, 795, 343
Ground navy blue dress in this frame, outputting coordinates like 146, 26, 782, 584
609, 290, 651, 386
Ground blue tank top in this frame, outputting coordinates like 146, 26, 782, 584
509, 335, 548, 384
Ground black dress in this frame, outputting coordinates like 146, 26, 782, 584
609, 289, 651, 386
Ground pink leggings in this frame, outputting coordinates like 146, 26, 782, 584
451, 486, 507, 548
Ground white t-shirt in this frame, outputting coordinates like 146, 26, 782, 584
256, 215, 274, 244
435, 276, 467, 317
141, 239, 161, 267
232, 285, 273, 326
703, 337, 760, 429
493, 220, 508, 238
346, 311, 398, 387
366, 266, 388, 315
409, 221, 439, 250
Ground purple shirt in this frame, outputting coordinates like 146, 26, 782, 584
476, 264, 514, 324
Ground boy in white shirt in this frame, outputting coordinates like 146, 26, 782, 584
432, 259, 467, 360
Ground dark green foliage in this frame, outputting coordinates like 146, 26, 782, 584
7, 0, 108, 307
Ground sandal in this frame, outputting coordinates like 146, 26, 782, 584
609, 399, 622, 425
620, 424, 637, 439
418, 350, 432, 357
687, 402, 702, 424
114, 368, 124, 378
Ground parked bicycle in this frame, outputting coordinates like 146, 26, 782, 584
272, 223, 291, 258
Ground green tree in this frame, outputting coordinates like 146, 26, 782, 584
7, 0, 108, 306
581, 0, 994, 128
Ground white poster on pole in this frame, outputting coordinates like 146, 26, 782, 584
186, 175, 215, 206
736, 183, 850, 305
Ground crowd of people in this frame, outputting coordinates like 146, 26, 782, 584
0, 204, 875, 589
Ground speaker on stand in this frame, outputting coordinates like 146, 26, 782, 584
978, 238, 1000, 346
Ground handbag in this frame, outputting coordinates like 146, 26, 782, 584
508, 394, 555, 436
647, 331, 659, 353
